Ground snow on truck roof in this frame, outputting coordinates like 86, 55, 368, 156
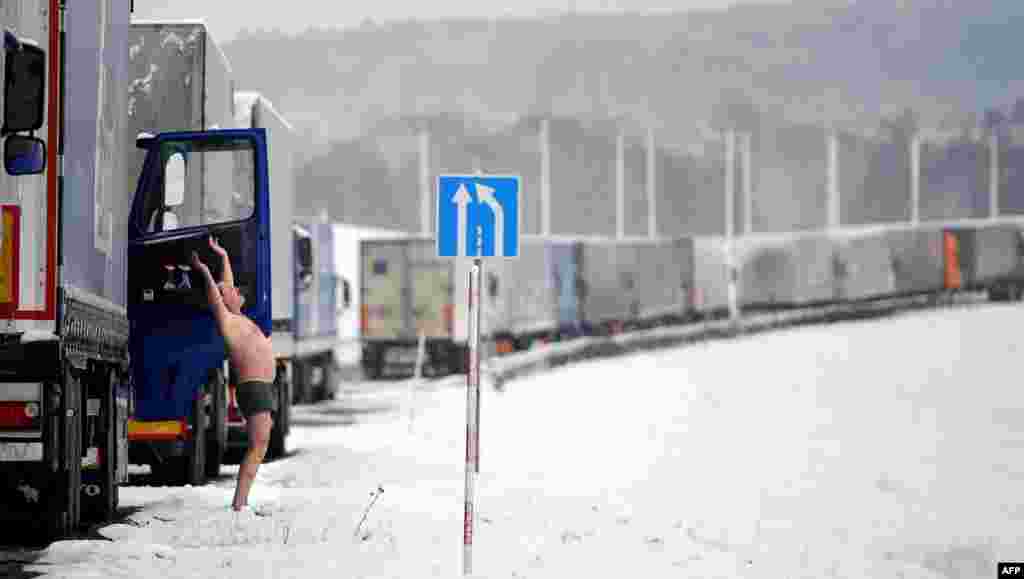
234, 91, 296, 133
233, 92, 259, 128
130, 18, 209, 27
234, 92, 261, 109
130, 18, 234, 75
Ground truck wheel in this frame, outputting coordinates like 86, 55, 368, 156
187, 393, 207, 486
989, 284, 1009, 302
363, 359, 380, 380
204, 369, 226, 479
314, 354, 336, 402
150, 393, 206, 486
361, 344, 380, 380
291, 359, 308, 405
149, 459, 183, 485
268, 372, 289, 459
449, 344, 468, 375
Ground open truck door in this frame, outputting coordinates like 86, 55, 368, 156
126, 129, 270, 485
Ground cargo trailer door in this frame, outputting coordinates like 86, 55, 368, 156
411, 264, 452, 338
551, 243, 580, 333
361, 242, 407, 340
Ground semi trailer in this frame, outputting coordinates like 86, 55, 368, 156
0, 0, 132, 539
124, 22, 294, 485
291, 211, 341, 403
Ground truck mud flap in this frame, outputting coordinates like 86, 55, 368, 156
79, 364, 121, 524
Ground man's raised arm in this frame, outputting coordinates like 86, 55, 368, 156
209, 235, 235, 288
191, 251, 229, 326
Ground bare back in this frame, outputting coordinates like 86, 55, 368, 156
190, 245, 275, 383
220, 312, 275, 383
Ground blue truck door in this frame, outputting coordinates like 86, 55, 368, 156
126, 129, 271, 421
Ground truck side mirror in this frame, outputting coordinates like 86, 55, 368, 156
4, 134, 45, 175
164, 152, 186, 207
337, 278, 351, 312
3, 42, 45, 134
294, 235, 313, 290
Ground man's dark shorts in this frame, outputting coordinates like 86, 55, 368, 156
236, 380, 275, 418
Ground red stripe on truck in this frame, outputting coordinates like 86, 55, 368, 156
13, 1, 60, 321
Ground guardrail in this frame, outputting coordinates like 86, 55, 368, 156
481, 290, 992, 388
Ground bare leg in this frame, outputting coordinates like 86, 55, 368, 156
232, 411, 273, 510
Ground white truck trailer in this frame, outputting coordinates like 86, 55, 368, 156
0, 0, 132, 539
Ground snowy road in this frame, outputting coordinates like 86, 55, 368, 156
6, 302, 1024, 578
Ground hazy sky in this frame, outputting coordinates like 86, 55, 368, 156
132, 0, 790, 42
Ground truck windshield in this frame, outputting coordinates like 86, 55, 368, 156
139, 136, 256, 233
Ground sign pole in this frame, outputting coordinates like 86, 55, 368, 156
463, 232, 483, 576
439, 174, 519, 576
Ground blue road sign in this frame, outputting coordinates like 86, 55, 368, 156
437, 174, 520, 258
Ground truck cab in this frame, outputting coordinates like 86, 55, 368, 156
125, 128, 274, 485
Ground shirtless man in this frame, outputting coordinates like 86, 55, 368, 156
191, 235, 276, 511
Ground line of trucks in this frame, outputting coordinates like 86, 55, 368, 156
0, 1, 347, 540
5, 0, 1024, 545
358, 216, 1024, 382
354, 133, 1024, 381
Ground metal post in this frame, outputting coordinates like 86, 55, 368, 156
408, 331, 427, 433
827, 130, 839, 231
910, 133, 920, 226
725, 130, 734, 240
646, 128, 656, 239
420, 129, 431, 235
742, 131, 753, 235
472, 230, 482, 473
540, 118, 551, 236
724, 130, 739, 323
990, 132, 1000, 220
463, 237, 483, 575
616, 131, 625, 239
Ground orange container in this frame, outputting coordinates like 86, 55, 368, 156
943, 231, 962, 289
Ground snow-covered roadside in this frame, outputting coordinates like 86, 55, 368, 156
8, 303, 1024, 578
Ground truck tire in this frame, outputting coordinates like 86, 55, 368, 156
204, 369, 226, 479
989, 284, 1009, 302
186, 393, 206, 486
150, 393, 206, 486
268, 371, 289, 459
363, 360, 380, 380
47, 362, 83, 539
291, 358, 309, 405
449, 344, 468, 375
362, 344, 381, 380
313, 354, 335, 402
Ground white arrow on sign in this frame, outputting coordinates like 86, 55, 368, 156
452, 183, 472, 257
475, 183, 503, 257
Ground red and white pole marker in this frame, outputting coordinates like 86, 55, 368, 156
463, 256, 483, 575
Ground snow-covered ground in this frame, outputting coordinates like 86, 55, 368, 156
6, 302, 1024, 578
